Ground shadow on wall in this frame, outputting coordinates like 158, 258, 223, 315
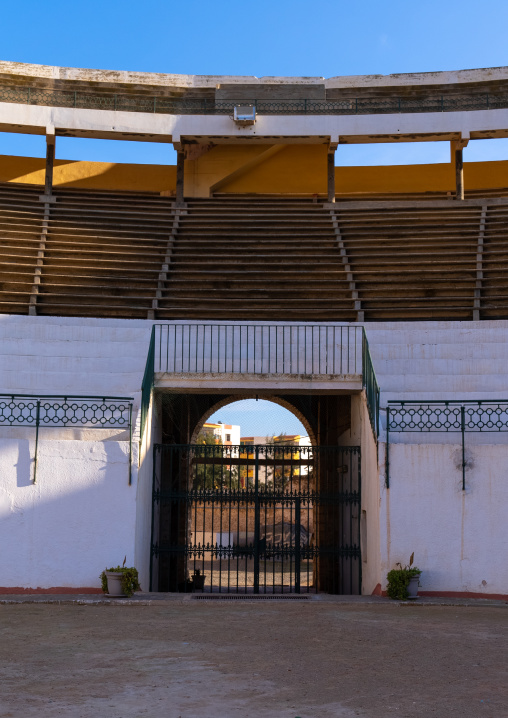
0, 155, 177, 192
1, 152, 508, 195
0, 438, 136, 590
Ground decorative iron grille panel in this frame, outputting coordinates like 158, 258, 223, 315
2, 85, 508, 116
0, 395, 132, 428
0, 394, 133, 483
385, 400, 508, 489
151, 444, 361, 595
387, 401, 508, 433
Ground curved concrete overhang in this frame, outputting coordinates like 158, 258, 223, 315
1, 61, 508, 93
1, 62, 508, 146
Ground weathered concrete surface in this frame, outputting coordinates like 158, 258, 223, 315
0, 601, 506, 717
1, 60, 508, 89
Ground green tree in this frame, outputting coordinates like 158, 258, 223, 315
193, 431, 240, 490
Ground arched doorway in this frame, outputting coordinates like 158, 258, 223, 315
151, 393, 361, 595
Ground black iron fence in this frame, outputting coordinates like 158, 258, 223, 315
385, 400, 508, 489
2, 84, 507, 116
151, 443, 361, 594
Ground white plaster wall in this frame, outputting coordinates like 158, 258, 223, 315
366, 320, 508, 408
379, 442, 508, 596
2, 315, 508, 593
0, 435, 135, 589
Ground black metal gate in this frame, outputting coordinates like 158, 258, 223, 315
150, 444, 361, 594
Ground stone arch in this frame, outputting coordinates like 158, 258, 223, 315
189, 394, 317, 446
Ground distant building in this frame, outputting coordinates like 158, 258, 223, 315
202, 422, 240, 446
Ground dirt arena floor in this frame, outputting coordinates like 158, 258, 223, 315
0, 598, 506, 717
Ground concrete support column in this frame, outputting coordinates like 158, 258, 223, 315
451, 134, 469, 201
455, 148, 464, 201
44, 130, 55, 197
327, 149, 336, 203
175, 150, 185, 205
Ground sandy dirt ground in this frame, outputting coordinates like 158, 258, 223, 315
0, 600, 506, 718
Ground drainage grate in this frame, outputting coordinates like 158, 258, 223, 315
191, 594, 311, 601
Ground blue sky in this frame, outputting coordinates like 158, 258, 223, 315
1, 0, 508, 164
208, 399, 307, 438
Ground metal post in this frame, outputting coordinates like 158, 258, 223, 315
455, 148, 464, 200
175, 150, 185, 205
44, 135, 55, 197
253, 446, 260, 594
461, 405, 466, 491
385, 406, 390, 489
327, 150, 336, 203
295, 498, 301, 593
33, 400, 40, 483
128, 403, 133, 485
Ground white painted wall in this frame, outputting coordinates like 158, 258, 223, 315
379, 441, 508, 596
1, 315, 507, 594
0, 434, 135, 589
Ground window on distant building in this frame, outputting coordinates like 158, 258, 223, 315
226, 434, 231, 442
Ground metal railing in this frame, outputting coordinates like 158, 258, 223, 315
140, 328, 155, 444
362, 334, 380, 438
139, 323, 380, 441
0, 394, 133, 483
385, 400, 508, 489
154, 323, 364, 376
1, 84, 508, 116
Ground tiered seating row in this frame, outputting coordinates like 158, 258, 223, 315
41, 187, 174, 318
158, 198, 356, 320
335, 204, 482, 320
0, 184, 508, 321
0, 184, 45, 314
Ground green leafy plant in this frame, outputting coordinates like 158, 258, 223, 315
386, 552, 421, 600
100, 558, 141, 598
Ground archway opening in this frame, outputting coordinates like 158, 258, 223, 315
153, 391, 361, 596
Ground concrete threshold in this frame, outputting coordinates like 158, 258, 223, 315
0, 592, 506, 607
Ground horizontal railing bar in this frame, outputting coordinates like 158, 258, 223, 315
0, 85, 507, 116
0, 393, 133, 400
388, 400, 508, 405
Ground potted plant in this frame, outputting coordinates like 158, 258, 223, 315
386, 552, 421, 600
100, 557, 141, 598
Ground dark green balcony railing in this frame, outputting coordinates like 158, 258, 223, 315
1, 84, 508, 116
0, 394, 133, 483
385, 400, 508, 490
140, 323, 380, 442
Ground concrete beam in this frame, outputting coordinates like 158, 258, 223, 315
1, 101, 508, 146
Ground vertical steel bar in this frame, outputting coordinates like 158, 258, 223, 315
254, 445, 260, 594
386, 407, 390, 489
461, 405, 466, 491
128, 403, 133, 485
295, 498, 301, 593
33, 399, 40, 483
